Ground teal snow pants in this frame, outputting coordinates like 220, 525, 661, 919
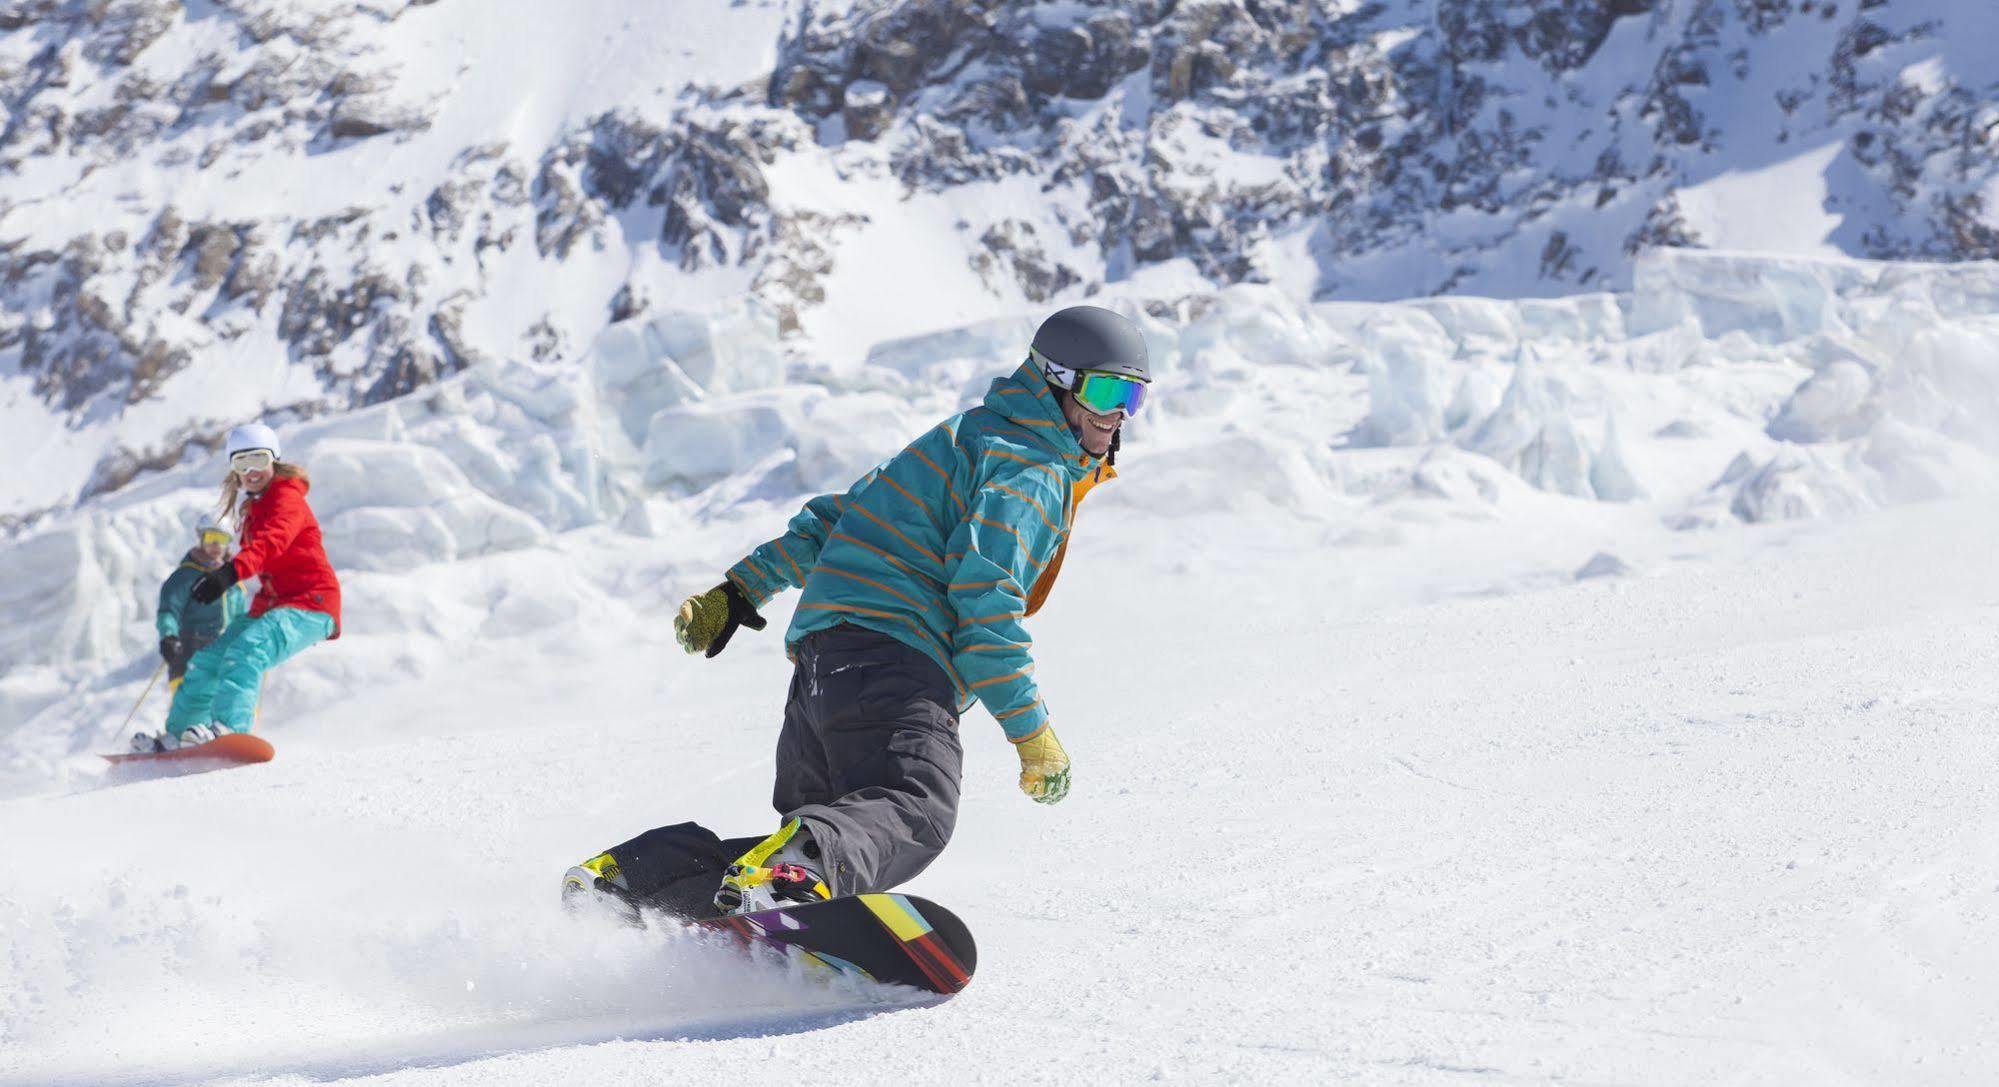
163, 607, 335, 736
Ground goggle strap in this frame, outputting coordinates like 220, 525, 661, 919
1030, 348, 1075, 388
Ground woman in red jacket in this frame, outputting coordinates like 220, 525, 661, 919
135, 423, 341, 752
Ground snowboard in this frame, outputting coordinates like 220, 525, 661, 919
102, 731, 274, 766
695, 893, 976, 996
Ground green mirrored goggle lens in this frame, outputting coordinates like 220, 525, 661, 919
1072, 372, 1147, 416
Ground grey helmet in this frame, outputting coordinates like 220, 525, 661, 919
1029, 305, 1149, 385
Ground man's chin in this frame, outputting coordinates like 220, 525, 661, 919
1067, 421, 1114, 457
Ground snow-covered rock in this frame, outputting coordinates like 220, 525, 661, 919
6, 0, 1999, 523
1590, 412, 1646, 503
1728, 447, 1874, 524
1574, 552, 1634, 580
7, 245, 1999, 787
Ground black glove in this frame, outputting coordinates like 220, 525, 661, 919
159, 635, 181, 664
675, 581, 768, 659
190, 563, 239, 605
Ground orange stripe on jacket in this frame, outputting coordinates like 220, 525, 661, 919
969, 514, 1031, 549
772, 539, 805, 585
956, 611, 1025, 629
1009, 721, 1052, 744
996, 699, 1044, 720
845, 504, 945, 567
987, 482, 1060, 536
911, 433, 966, 513
969, 667, 1033, 690
814, 564, 944, 619
875, 472, 939, 533
949, 579, 1008, 592
831, 532, 943, 587
986, 448, 1064, 478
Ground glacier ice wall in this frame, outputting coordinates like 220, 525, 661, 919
4, 249, 1999, 783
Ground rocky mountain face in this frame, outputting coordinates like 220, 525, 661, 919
0, 0, 1993, 517
757, 0, 1995, 290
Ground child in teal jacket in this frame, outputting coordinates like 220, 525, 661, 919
155, 517, 249, 688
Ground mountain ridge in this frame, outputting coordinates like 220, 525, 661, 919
1, 0, 1994, 517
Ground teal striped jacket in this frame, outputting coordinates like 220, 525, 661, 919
726, 360, 1115, 743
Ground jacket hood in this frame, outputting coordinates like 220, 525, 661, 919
981, 360, 1105, 481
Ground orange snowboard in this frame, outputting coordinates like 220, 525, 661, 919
103, 732, 274, 765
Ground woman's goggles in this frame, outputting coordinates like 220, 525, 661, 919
1070, 371, 1148, 417
229, 449, 275, 474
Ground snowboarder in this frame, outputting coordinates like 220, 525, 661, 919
565, 305, 1152, 921
155, 515, 250, 693
131, 424, 342, 752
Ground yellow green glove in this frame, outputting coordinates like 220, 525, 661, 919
674, 582, 767, 658
1013, 726, 1071, 804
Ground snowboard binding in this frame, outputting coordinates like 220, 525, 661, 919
561, 852, 643, 926
714, 818, 830, 915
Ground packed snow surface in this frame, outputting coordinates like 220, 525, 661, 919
4, 502, 1998, 1085
3, 250, 1999, 1082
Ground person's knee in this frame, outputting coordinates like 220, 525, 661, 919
221, 636, 275, 675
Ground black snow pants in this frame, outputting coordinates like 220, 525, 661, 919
775, 623, 965, 897
165, 632, 216, 685
597, 623, 963, 920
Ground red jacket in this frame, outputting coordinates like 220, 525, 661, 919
232, 475, 341, 637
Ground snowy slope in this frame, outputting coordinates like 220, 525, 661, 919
5, 6, 1999, 1080
3, 498, 1998, 1085
1, 249, 1999, 1082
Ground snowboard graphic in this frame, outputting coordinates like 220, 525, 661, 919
697, 893, 976, 996
103, 732, 275, 766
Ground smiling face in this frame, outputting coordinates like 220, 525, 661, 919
230, 449, 276, 493
1060, 389, 1123, 457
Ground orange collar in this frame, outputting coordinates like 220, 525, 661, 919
1073, 460, 1118, 507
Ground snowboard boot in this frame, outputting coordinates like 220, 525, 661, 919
562, 851, 643, 926
173, 722, 221, 748
714, 818, 831, 915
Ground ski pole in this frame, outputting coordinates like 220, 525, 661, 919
118, 661, 166, 735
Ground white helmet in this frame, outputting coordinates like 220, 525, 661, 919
226, 423, 282, 461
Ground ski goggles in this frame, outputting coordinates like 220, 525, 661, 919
1069, 371, 1148, 417
229, 449, 275, 474
198, 528, 232, 547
